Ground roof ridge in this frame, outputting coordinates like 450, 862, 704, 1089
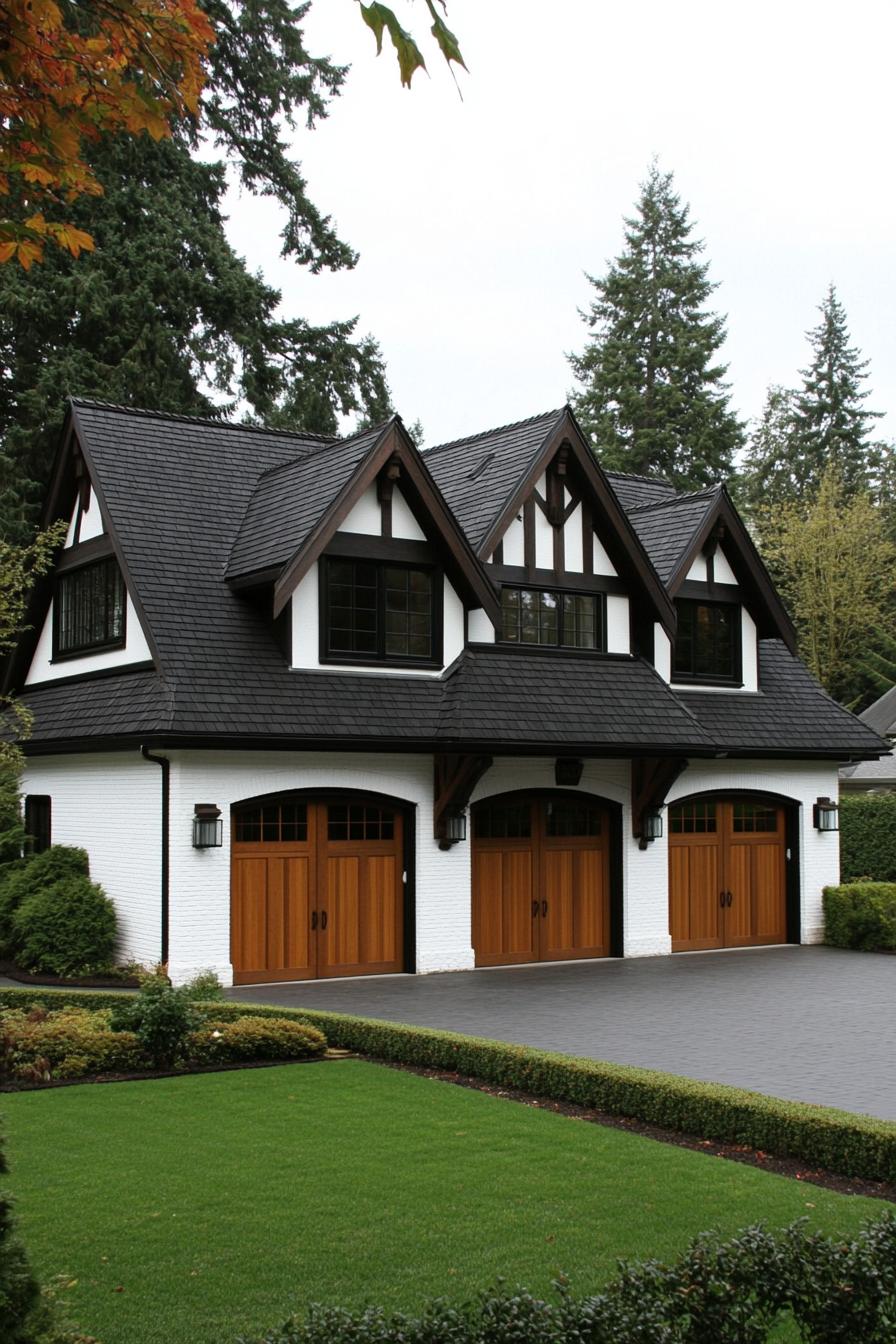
604, 469, 675, 486
628, 484, 722, 515
424, 407, 565, 458
70, 397, 338, 445
254, 418, 394, 483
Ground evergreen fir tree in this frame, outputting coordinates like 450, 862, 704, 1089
737, 385, 800, 518
0, 0, 393, 540
568, 163, 743, 490
789, 284, 883, 498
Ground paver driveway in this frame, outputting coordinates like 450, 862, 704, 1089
228, 945, 896, 1121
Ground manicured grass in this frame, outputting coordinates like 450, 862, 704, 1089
2, 1061, 887, 1344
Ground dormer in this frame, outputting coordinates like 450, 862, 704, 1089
20, 444, 154, 688
227, 418, 500, 678
425, 407, 675, 659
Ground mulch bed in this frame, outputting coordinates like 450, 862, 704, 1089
0, 961, 140, 989
378, 1058, 896, 1205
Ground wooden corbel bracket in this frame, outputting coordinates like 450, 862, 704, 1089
631, 757, 688, 849
433, 752, 493, 849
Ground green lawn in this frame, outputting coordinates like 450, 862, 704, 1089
2, 1061, 887, 1344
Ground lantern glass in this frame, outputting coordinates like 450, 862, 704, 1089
813, 797, 839, 832
445, 811, 467, 843
192, 812, 223, 848
643, 808, 663, 841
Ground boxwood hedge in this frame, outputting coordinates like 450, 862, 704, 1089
840, 792, 896, 883
2, 988, 895, 1184
823, 882, 896, 952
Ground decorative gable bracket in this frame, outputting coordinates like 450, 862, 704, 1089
631, 757, 688, 850
433, 752, 493, 849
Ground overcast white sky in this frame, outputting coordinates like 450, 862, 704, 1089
223, 0, 896, 451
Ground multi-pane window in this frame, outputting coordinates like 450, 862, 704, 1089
545, 800, 601, 836
669, 802, 717, 834
54, 557, 125, 657
325, 559, 436, 663
328, 804, 394, 841
234, 802, 308, 843
732, 803, 778, 833
473, 801, 532, 839
673, 600, 739, 684
500, 588, 604, 650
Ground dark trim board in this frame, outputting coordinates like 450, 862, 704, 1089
669, 787, 802, 944
487, 563, 628, 595
230, 785, 417, 975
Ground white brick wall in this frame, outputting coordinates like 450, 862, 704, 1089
20, 751, 162, 965
20, 749, 842, 985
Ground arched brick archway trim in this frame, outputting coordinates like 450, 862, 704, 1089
667, 788, 801, 944
471, 787, 624, 958
231, 786, 417, 974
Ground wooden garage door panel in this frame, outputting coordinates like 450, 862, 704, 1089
232, 853, 314, 982
670, 843, 721, 951
359, 854, 399, 966
321, 853, 403, 978
753, 843, 787, 941
472, 849, 535, 966
541, 848, 608, 959
725, 844, 754, 944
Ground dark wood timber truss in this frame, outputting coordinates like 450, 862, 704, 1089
631, 757, 689, 849
434, 752, 493, 848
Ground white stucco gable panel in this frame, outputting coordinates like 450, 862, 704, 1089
340, 483, 381, 535
26, 592, 152, 685
391, 487, 426, 541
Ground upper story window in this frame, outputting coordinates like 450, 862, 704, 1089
673, 599, 740, 685
500, 587, 605, 651
53, 556, 125, 659
322, 558, 441, 666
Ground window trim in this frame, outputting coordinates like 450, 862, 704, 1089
319, 556, 444, 670
52, 556, 127, 662
672, 597, 743, 687
498, 584, 607, 653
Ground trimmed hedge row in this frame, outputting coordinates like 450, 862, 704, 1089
242, 1215, 896, 1344
824, 882, 896, 952
840, 792, 896, 883
3, 988, 895, 1184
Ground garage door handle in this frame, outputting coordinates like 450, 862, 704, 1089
532, 900, 539, 918
726, 891, 733, 907
311, 910, 318, 930
320, 910, 328, 930
541, 900, 548, 917
719, 891, 725, 908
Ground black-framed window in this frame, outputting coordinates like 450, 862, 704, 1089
672, 600, 741, 684
500, 587, 605, 651
322, 558, 440, 665
24, 796, 51, 854
54, 556, 125, 659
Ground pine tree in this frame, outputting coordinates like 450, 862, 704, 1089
737, 385, 800, 518
789, 284, 883, 498
568, 164, 743, 490
0, 0, 393, 539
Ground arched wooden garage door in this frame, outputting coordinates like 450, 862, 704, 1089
472, 794, 611, 967
669, 798, 788, 951
231, 798, 404, 984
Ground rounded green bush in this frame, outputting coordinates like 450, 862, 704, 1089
11, 874, 116, 976
1, 1006, 143, 1081
0, 846, 90, 959
189, 1015, 327, 1063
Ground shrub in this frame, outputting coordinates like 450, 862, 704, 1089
242, 1215, 896, 1344
840, 792, 896, 882
181, 970, 225, 1001
0, 847, 90, 958
109, 977, 200, 1067
189, 1016, 326, 1063
0, 1006, 142, 1081
823, 883, 896, 951
10, 874, 116, 977
0, 1133, 43, 1343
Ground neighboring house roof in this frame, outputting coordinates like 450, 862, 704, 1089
7, 398, 888, 763
840, 751, 896, 788
859, 683, 896, 737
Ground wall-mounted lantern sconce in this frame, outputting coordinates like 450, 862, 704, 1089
437, 810, 467, 850
638, 807, 664, 850
192, 803, 223, 848
555, 757, 584, 787
813, 797, 839, 832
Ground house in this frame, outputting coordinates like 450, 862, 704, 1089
840, 685, 896, 793
5, 400, 887, 986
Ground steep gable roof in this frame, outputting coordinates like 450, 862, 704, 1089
860, 684, 896, 737
627, 488, 720, 584
604, 470, 677, 511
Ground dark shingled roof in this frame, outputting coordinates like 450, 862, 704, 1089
439, 648, 713, 751
226, 423, 388, 580
14, 400, 885, 763
860, 684, 896, 737
626, 489, 720, 583
677, 641, 888, 757
604, 471, 677, 511
424, 409, 563, 551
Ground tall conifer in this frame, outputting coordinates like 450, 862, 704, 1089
568, 164, 742, 490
